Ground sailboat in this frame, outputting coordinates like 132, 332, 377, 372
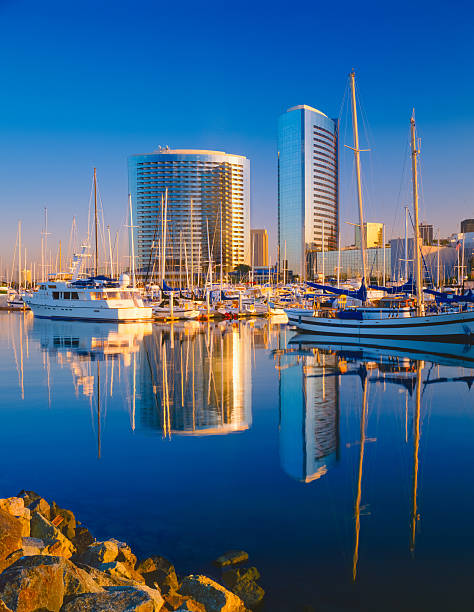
292, 73, 474, 343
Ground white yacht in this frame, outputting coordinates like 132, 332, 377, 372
24, 275, 152, 322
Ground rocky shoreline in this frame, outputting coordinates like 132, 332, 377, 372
0, 492, 264, 611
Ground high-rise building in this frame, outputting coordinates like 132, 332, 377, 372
250, 229, 268, 267
128, 148, 250, 283
354, 222, 383, 248
461, 219, 474, 233
278, 105, 338, 280
419, 224, 433, 245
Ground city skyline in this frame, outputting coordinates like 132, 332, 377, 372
0, 0, 473, 266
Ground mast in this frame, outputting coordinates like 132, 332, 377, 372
18, 220, 21, 290
404, 206, 409, 282
410, 113, 424, 315
322, 219, 325, 283
436, 229, 440, 289
128, 194, 136, 288
94, 168, 98, 277
349, 71, 368, 289
382, 223, 386, 286
220, 201, 223, 291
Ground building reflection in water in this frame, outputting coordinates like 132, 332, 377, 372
276, 346, 340, 483
138, 321, 252, 436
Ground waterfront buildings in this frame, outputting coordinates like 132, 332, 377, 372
354, 222, 383, 249
461, 219, 474, 233
317, 246, 390, 281
419, 224, 434, 245
278, 105, 338, 280
250, 229, 269, 267
128, 148, 250, 283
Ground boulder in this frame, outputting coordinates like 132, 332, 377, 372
162, 591, 205, 611
178, 575, 247, 612
136, 556, 178, 593
108, 538, 137, 568
61, 584, 164, 611
72, 526, 95, 555
0, 499, 30, 538
0, 555, 103, 611
222, 567, 260, 590
0, 600, 13, 611
213, 551, 249, 568
221, 567, 264, 609
75, 540, 119, 566
16, 491, 41, 507
0, 509, 23, 573
3, 537, 48, 566
97, 560, 145, 584
30, 512, 76, 558
25, 496, 51, 521
51, 502, 77, 540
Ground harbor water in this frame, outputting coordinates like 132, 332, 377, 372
1, 311, 474, 610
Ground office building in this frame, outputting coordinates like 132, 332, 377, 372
419, 224, 434, 245
250, 229, 269, 267
128, 148, 250, 283
316, 247, 390, 281
278, 105, 338, 280
354, 222, 383, 249
461, 219, 474, 234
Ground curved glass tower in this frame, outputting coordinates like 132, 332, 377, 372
278, 105, 338, 280
128, 149, 250, 283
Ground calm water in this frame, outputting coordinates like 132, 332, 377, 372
1, 311, 474, 611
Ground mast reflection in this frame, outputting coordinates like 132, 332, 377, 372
138, 321, 252, 436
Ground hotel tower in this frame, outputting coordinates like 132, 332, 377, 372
128, 148, 250, 283
278, 105, 339, 280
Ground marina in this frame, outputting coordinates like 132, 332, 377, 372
1, 311, 474, 610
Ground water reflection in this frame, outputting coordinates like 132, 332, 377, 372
138, 322, 253, 436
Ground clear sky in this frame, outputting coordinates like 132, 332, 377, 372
0, 0, 473, 270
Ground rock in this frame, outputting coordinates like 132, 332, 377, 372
16, 490, 41, 507
136, 556, 178, 593
97, 560, 145, 584
28, 497, 52, 521
22, 536, 47, 555
30, 511, 76, 558
75, 539, 119, 565
221, 567, 264, 609
0, 600, 13, 611
222, 567, 260, 590
0, 555, 103, 611
0, 509, 23, 573
108, 538, 137, 568
213, 551, 249, 568
72, 526, 95, 555
179, 575, 247, 612
231, 578, 264, 609
162, 591, 205, 612
51, 502, 77, 540
0, 498, 30, 537
61, 585, 164, 611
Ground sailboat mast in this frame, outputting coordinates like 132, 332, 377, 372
18, 220, 21, 290
94, 168, 98, 277
410, 113, 424, 315
349, 71, 368, 286
128, 194, 136, 288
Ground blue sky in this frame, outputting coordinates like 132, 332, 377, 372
0, 0, 473, 268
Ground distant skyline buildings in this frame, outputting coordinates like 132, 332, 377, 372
250, 229, 269, 267
278, 105, 338, 280
128, 148, 250, 283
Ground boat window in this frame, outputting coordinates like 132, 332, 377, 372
40, 285, 46, 290
90, 292, 104, 300
63, 292, 71, 300
48, 285, 56, 289
52, 292, 60, 300
106, 292, 120, 300
71, 292, 79, 300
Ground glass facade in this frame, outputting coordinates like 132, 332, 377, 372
317, 247, 391, 281
278, 105, 338, 280
128, 149, 250, 283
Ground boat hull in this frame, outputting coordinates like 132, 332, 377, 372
26, 302, 152, 322
291, 310, 474, 343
